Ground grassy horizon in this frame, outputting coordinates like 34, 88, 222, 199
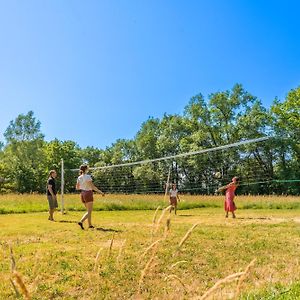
0, 194, 300, 215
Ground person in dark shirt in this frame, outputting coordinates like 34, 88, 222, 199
47, 170, 58, 221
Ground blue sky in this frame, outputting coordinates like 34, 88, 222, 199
0, 0, 299, 149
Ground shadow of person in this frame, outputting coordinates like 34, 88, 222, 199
58, 220, 78, 223
238, 217, 271, 220
96, 227, 122, 233
177, 214, 199, 217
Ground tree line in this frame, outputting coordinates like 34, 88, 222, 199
0, 84, 299, 195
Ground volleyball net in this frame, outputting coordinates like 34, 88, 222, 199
61, 136, 299, 195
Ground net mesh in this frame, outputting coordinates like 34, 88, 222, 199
66, 137, 300, 195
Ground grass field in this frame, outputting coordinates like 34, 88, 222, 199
1, 194, 300, 299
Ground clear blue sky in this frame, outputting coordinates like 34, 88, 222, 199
0, 0, 299, 149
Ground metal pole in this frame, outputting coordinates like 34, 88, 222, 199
164, 166, 171, 202
61, 158, 64, 214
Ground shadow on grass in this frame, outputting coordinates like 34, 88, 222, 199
237, 217, 271, 220
58, 220, 78, 223
58, 220, 123, 232
177, 214, 199, 217
96, 227, 122, 233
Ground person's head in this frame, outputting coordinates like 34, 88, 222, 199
232, 176, 240, 184
172, 183, 177, 190
79, 164, 89, 175
49, 170, 57, 178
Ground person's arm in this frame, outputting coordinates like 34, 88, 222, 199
48, 184, 56, 198
177, 193, 180, 202
217, 183, 231, 193
88, 181, 105, 196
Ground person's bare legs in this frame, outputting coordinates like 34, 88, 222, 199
225, 211, 229, 218
49, 208, 55, 221
80, 202, 94, 227
232, 212, 236, 218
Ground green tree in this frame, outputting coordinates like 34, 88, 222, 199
4, 111, 44, 142
271, 87, 300, 194
93, 139, 137, 193
80, 146, 103, 167
135, 117, 160, 160
45, 139, 82, 192
2, 111, 46, 192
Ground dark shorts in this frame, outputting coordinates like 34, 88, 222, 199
47, 195, 58, 209
170, 196, 177, 206
81, 190, 94, 203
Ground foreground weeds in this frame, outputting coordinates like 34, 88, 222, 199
0, 207, 300, 299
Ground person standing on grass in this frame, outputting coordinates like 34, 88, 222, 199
218, 176, 240, 218
76, 164, 104, 230
169, 183, 180, 215
47, 170, 58, 221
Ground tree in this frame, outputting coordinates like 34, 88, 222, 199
4, 111, 44, 143
271, 87, 300, 194
45, 139, 82, 192
80, 146, 103, 167
135, 117, 160, 160
2, 111, 46, 192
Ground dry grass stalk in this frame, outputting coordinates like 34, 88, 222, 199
235, 258, 256, 299
163, 214, 171, 239
154, 205, 172, 235
178, 223, 199, 249
10, 278, 20, 298
116, 239, 126, 265
9, 244, 31, 300
138, 243, 159, 294
152, 206, 161, 225
197, 272, 245, 300
164, 274, 188, 292
12, 271, 31, 300
9, 244, 16, 271
108, 233, 115, 257
170, 260, 188, 269
94, 248, 102, 271
140, 239, 161, 262
151, 206, 161, 240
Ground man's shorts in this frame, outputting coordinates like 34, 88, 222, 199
47, 195, 58, 209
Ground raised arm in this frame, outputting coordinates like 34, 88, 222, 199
217, 182, 233, 193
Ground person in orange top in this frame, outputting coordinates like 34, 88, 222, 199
218, 176, 240, 218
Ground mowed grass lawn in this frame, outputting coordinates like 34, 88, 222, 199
1, 195, 300, 299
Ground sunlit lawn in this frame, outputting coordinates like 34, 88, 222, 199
1, 198, 300, 299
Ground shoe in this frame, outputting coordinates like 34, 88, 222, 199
78, 222, 84, 230
88, 225, 95, 229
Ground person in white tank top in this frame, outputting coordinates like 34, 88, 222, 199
169, 183, 180, 215
76, 165, 104, 229
77, 173, 93, 191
